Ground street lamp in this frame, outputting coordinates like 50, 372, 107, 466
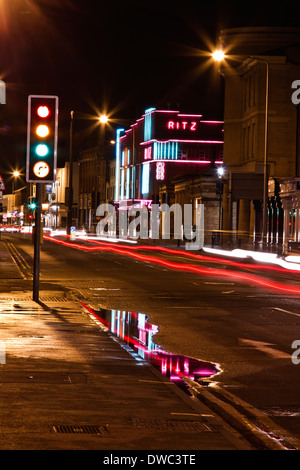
212, 51, 269, 246
67, 110, 74, 236
99, 114, 108, 124
212, 50, 226, 62
12, 170, 20, 193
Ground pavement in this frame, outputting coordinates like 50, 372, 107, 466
0, 238, 297, 453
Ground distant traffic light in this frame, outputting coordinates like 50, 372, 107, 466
28, 197, 37, 210
26, 95, 59, 183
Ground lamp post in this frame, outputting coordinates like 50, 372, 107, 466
253, 57, 269, 247
212, 51, 269, 247
12, 170, 20, 193
99, 113, 109, 149
67, 110, 74, 236
12, 171, 20, 217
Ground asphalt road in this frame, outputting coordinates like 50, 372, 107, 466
3, 232, 300, 447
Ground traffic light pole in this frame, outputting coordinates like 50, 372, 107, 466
33, 183, 42, 302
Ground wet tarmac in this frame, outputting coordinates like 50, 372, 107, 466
0, 238, 296, 455
82, 305, 221, 394
0, 291, 252, 451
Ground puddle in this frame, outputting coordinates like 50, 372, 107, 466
90, 307, 220, 390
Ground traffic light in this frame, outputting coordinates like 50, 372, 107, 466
28, 197, 37, 210
26, 95, 59, 183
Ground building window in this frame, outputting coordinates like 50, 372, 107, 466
251, 122, 256, 158
242, 127, 246, 160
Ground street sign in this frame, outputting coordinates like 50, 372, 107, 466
70, 226, 76, 240
0, 175, 5, 190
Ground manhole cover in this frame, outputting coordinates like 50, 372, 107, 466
131, 418, 211, 432
51, 425, 108, 435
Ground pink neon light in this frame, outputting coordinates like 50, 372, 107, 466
142, 159, 213, 165
156, 162, 165, 180
140, 139, 223, 145
153, 110, 179, 113
178, 114, 203, 118
144, 146, 152, 160
167, 120, 197, 131
200, 120, 224, 124
117, 199, 153, 210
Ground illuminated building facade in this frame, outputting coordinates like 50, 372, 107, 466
114, 108, 223, 238
218, 27, 300, 251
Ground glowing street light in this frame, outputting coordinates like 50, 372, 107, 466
212, 50, 225, 62
217, 167, 224, 178
12, 170, 21, 194
99, 114, 108, 124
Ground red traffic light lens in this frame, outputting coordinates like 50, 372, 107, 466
37, 106, 50, 118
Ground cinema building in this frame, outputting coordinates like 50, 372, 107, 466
114, 108, 223, 242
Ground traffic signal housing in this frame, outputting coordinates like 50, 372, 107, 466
26, 95, 59, 183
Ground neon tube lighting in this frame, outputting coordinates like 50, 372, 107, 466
141, 139, 223, 145
141, 159, 212, 164
152, 110, 179, 113
178, 114, 203, 118
115, 128, 125, 202
200, 120, 224, 124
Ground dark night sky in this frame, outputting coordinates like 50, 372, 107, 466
0, 0, 300, 188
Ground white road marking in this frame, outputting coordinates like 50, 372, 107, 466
239, 338, 291, 359
270, 307, 300, 318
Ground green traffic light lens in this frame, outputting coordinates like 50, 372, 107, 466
35, 144, 49, 157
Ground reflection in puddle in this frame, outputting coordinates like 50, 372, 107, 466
91, 308, 220, 388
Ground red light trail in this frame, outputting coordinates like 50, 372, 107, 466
44, 235, 300, 295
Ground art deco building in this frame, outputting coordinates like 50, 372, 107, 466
115, 107, 224, 241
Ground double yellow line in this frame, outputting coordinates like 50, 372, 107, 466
5, 240, 33, 279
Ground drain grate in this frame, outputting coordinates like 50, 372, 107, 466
40, 297, 69, 302
51, 425, 108, 435
131, 418, 211, 432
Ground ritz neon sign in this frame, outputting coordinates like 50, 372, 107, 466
167, 120, 197, 131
